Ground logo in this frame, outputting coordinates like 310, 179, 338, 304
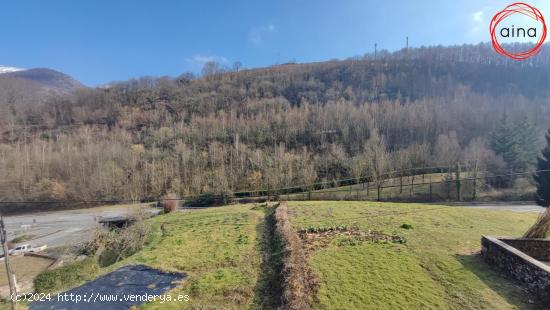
490, 2, 547, 60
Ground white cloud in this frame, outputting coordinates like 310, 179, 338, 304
248, 23, 276, 46
186, 54, 228, 65
473, 10, 484, 23
470, 10, 486, 35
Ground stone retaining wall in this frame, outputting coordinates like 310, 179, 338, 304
481, 236, 550, 307
499, 238, 550, 261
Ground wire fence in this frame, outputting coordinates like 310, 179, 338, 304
232, 165, 453, 198
279, 168, 543, 203
1, 165, 546, 213
0, 165, 452, 205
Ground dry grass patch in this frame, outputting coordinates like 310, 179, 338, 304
298, 227, 406, 256
274, 203, 318, 310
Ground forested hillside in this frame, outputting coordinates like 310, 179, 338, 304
1, 44, 549, 204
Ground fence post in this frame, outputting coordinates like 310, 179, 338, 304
472, 177, 477, 200
472, 161, 478, 201
377, 184, 381, 201
429, 182, 433, 201
455, 163, 462, 201
400, 176, 403, 193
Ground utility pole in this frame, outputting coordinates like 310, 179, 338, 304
0, 213, 17, 310
374, 43, 377, 59
406, 36, 409, 50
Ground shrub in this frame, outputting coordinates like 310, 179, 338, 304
337, 237, 362, 246
400, 223, 413, 229
10, 234, 33, 244
81, 211, 152, 267
185, 192, 229, 208
160, 193, 178, 213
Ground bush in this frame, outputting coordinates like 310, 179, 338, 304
81, 211, 152, 267
185, 192, 228, 208
160, 193, 178, 213
10, 234, 32, 244
400, 223, 413, 229
34, 257, 99, 293
337, 237, 362, 246
513, 177, 534, 195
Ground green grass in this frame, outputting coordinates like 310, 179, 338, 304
287, 201, 538, 310
30, 201, 539, 309
34, 257, 99, 293
110, 204, 264, 309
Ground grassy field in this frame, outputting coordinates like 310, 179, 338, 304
119, 204, 267, 309
142, 205, 267, 309
31, 204, 266, 309
287, 201, 538, 310
26, 201, 540, 310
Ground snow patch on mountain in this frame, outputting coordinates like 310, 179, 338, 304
0, 66, 25, 74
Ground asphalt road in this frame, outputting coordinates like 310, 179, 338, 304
3, 204, 157, 253
447, 203, 544, 213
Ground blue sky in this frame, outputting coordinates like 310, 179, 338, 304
1, 0, 548, 86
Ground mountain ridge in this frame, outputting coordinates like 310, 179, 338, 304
0, 67, 85, 107
1, 67, 84, 92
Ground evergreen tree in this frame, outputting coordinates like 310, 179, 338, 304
490, 116, 537, 172
534, 129, 550, 207
524, 128, 550, 238
515, 120, 538, 170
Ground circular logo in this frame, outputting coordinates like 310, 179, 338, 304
490, 2, 547, 60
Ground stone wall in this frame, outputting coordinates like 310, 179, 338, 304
481, 236, 550, 307
500, 238, 550, 261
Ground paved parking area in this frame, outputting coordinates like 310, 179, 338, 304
3, 204, 157, 253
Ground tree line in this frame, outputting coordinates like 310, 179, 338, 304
0, 45, 548, 204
